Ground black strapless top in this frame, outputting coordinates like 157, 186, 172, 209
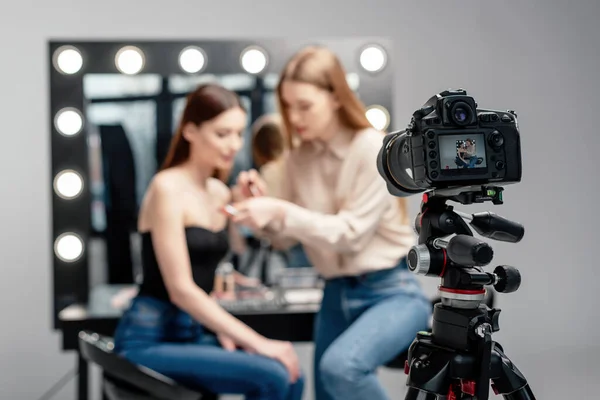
137, 227, 229, 301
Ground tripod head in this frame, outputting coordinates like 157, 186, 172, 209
408, 185, 524, 309
403, 186, 531, 400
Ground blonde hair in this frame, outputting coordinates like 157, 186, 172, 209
276, 45, 409, 223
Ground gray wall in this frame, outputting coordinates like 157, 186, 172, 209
1, 0, 599, 399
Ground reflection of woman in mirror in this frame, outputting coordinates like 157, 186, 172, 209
251, 113, 286, 197
112, 83, 304, 400
231, 46, 431, 400
250, 114, 311, 269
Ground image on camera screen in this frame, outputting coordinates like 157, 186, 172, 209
439, 133, 487, 170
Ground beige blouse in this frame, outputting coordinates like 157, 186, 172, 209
263, 127, 417, 279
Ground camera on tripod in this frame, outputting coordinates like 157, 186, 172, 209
377, 88, 521, 197
376, 89, 536, 399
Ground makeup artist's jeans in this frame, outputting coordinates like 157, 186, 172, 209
314, 258, 431, 400
112, 295, 304, 400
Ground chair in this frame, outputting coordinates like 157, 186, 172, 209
384, 289, 496, 369
78, 331, 218, 400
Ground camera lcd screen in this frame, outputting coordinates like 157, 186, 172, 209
438, 133, 487, 171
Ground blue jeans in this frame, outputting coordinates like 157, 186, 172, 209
112, 295, 304, 400
313, 258, 431, 400
286, 243, 311, 268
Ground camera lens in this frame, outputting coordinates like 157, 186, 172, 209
450, 101, 472, 126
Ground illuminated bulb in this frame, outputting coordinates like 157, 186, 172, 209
366, 105, 390, 131
115, 46, 145, 75
54, 233, 84, 262
53, 46, 83, 74
54, 170, 83, 199
179, 46, 206, 73
54, 108, 83, 136
346, 73, 360, 91
360, 45, 387, 73
240, 46, 268, 74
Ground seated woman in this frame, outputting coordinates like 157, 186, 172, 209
112, 83, 303, 400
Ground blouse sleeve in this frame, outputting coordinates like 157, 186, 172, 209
270, 135, 390, 254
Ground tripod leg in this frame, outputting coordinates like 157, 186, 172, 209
491, 343, 536, 400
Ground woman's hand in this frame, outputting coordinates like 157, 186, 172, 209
254, 339, 301, 383
234, 169, 268, 200
230, 197, 286, 231
217, 333, 237, 352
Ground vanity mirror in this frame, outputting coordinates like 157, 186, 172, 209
49, 38, 394, 327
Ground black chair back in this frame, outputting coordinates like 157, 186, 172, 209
78, 331, 203, 400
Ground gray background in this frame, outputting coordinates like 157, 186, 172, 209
1, 0, 599, 399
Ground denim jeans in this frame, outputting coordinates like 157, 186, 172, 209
313, 258, 431, 400
286, 243, 311, 268
112, 295, 304, 400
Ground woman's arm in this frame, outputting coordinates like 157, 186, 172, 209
235, 164, 299, 251
256, 137, 392, 254
147, 176, 266, 351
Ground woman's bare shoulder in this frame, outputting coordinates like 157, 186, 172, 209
138, 169, 186, 230
147, 168, 186, 197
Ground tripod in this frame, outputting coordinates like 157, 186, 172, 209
403, 186, 536, 400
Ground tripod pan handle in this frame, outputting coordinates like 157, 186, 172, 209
470, 212, 525, 243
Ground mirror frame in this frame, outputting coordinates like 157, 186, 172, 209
48, 38, 394, 328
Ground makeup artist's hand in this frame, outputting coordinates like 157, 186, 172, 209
230, 197, 286, 231
235, 169, 268, 200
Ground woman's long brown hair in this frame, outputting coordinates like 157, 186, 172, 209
276, 46, 409, 223
161, 83, 245, 182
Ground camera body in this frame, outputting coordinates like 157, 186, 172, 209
377, 89, 522, 196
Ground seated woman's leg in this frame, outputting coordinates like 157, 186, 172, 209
318, 275, 431, 400
122, 341, 304, 400
455, 156, 468, 168
468, 156, 478, 168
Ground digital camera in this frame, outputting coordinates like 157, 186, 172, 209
376, 89, 522, 197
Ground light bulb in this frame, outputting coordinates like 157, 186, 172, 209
240, 46, 268, 74
54, 233, 84, 262
360, 45, 387, 73
115, 46, 145, 75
